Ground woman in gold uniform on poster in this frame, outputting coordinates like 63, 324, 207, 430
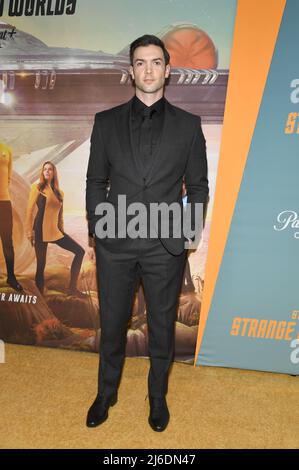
25, 161, 86, 297
0, 142, 23, 291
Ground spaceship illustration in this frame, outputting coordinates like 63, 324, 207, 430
0, 21, 228, 165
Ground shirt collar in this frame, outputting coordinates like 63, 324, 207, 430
132, 94, 165, 118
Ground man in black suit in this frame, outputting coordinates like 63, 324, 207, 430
86, 34, 209, 431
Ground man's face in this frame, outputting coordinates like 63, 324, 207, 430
129, 44, 170, 95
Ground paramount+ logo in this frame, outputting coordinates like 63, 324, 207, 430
274, 210, 299, 239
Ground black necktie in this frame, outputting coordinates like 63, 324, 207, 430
139, 107, 154, 172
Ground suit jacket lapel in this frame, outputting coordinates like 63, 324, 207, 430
115, 98, 142, 180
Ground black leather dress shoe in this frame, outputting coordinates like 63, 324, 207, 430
148, 396, 170, 432
7, 276, 23, 291
86, 394, 117, 428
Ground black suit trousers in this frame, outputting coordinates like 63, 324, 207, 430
95, 236, 187, 399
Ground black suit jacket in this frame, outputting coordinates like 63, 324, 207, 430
86, 97, 209, 255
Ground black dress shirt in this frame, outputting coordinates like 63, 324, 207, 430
131, 95, 165, 175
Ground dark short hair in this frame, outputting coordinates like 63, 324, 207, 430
129, 34, 170, 66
